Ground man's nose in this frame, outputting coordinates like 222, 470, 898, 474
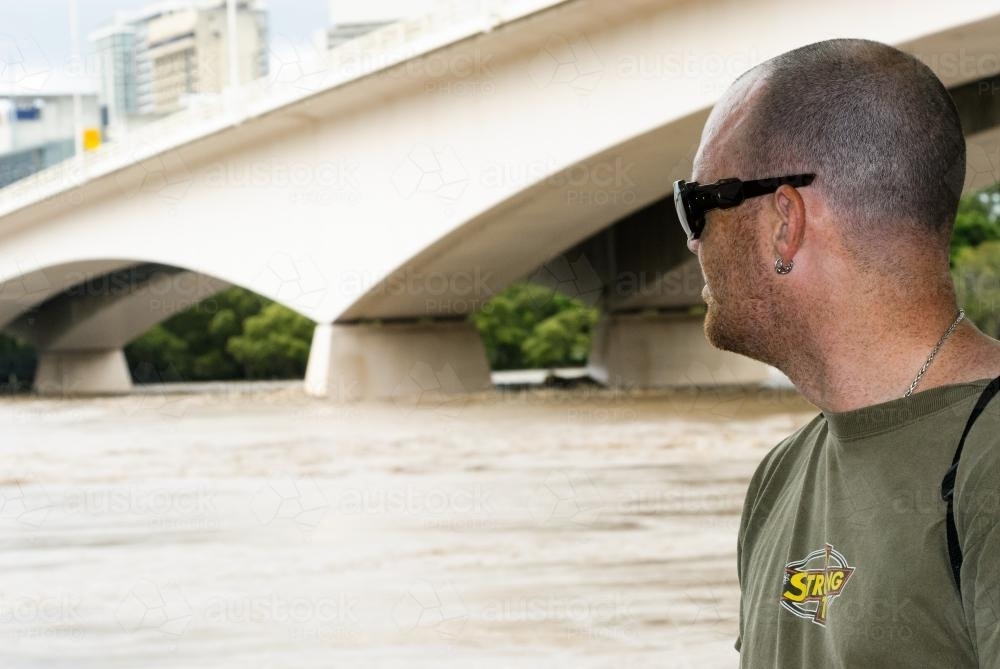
687, 237, 700, 254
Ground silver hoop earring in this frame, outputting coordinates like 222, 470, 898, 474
774, 257, 794, 275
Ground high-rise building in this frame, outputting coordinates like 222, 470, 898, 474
145, 1, 268, 114
131, 2, 190, 117
89, 23, 139, 122
89, 0, 269, 123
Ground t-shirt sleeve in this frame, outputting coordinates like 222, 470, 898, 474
735, 471, 757, 653
735, 442, 777, 654
733, 416, 822, 656
956, 424, 1000, 668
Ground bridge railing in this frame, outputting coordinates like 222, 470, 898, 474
0, 0, 568, 218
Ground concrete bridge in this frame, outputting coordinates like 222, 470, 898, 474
2, 0, 1000, 399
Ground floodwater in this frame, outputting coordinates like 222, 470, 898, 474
0, 381, 816, 668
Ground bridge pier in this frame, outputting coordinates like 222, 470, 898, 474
304, 321, 492, 400
587, 311, 773, 388
33, 349, 132, 396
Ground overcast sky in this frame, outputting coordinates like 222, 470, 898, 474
1, 0, 407, 93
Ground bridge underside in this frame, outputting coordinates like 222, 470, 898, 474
10, 56, 1000, 399
0, 201, 776, 398
3, 1, 1000, 398
5, 263, 229, 396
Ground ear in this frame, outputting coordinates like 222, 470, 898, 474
771, 184, 806, 263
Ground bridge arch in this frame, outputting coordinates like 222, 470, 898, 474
2, 0, 1000, 397
0, 258, 322, 395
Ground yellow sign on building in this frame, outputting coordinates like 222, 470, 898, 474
83, 128, 101, 151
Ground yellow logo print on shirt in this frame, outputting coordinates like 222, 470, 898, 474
780, 543, 855, 626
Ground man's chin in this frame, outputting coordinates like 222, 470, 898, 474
704, 306, 745, 356
704, 308, 775, 366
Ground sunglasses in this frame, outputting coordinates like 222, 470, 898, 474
673, 173, 816, 242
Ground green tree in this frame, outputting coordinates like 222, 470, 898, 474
6, 279, 602, 389
951, 189, 1000, 266
953, 240, 1000, 338
472, 282, 599, 370
125, 287, 268, 381
521, 306, 598, 368
226, 303, 315, 379
125, 325, 190, 382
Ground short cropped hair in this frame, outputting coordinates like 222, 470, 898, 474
736, 39, 965, 242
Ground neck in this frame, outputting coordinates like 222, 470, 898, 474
774, 297, 991, 413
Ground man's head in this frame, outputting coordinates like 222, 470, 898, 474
689, 38, 966, 368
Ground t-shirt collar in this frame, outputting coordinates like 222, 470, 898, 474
822, 377, 995, 441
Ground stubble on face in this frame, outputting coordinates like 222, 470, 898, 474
692, 72, 792, 368
701, 202, 784, 367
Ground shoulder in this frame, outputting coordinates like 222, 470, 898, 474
740, 412, 826, 533
956, 396, 1000, 522
747, 413, 826, 499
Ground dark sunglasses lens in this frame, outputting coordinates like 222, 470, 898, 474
673, 180, 702, 240
673, 181, 693, 240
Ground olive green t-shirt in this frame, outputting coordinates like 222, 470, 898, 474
736, 378, 1000, 668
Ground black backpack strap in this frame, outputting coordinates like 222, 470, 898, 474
941, 374, 1000, 593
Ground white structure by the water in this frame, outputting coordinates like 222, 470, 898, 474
2, 0, 1000, 399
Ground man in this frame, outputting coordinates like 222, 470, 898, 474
676, 39, 1000, 667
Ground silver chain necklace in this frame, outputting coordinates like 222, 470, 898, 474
903, 308, 965, 398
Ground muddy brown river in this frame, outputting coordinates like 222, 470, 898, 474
0, 381, 815, 668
